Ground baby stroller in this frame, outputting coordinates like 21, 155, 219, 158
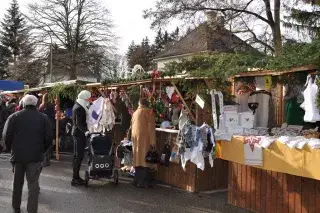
84, 133, 119, 187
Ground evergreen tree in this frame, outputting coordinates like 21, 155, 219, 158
126, 41, 136, 61
0, 0, 34, 79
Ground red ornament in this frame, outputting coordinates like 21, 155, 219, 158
151, 70, 161, 79
171, 93, 179, 103
159, 114, 164, 119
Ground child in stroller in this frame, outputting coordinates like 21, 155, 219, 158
84, 132, 119, 187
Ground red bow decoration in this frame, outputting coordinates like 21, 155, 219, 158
151, 70, 161, 79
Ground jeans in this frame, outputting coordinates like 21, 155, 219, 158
72, 135, 86, 179
12, 162, 41, 213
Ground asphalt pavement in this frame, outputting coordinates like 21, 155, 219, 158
0, 154, 251, 213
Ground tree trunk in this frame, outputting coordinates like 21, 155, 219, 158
70, 63, 77, 80
273, 0, 282, 56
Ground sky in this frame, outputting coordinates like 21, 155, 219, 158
0, 0, 161, 55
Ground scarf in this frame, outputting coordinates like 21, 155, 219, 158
77, 99, 89, 113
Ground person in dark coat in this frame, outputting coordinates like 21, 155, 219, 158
6, 98, 17, 116
38, 93, 56, 167
3, 94, 53, 213
0, 96, 9, 146
71, 90, 91, 186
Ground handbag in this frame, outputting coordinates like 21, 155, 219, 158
145, 145, 160, 164
160, 144, 171, 167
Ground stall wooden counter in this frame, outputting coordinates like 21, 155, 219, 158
217, 136, 320, 213
155, 128, 228, 193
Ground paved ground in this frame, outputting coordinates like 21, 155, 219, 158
0, 154, 251, 213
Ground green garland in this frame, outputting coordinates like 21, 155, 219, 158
48, 84, 83, 101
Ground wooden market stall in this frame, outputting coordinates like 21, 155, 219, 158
86, 77, 229, 192
216, 66, 320, 213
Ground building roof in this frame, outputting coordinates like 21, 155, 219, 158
154, 22, 260, 60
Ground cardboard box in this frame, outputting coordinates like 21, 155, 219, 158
225, 112, 239, 128
239, 112, 255, 129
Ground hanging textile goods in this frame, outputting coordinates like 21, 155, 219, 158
177, 119, 215, 171
302, 74, 320, 123
87, 97, 116, 132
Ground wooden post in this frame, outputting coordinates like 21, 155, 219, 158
171, 82, 196, 122
196, 86, 199, 126
55, 96, 60, 160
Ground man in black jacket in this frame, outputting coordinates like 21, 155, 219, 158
71, 90, 91, 186
3, 94, 53, 213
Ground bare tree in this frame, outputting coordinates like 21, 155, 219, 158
144, 0, 291, 56
27, 0, 116, 80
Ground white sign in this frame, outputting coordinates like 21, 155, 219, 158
195, 94, 205, 109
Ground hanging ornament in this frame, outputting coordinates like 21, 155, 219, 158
171, 93, 180, 103
166, 86, 175, 99
151, 69, 161, 79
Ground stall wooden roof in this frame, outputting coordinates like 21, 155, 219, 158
85, 76, 212, 88
234, 65, 317, 77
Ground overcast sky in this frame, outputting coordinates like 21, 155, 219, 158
0, 0, 161, 55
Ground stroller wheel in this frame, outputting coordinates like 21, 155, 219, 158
114, 169, 119, 185
85, 171, 89, 188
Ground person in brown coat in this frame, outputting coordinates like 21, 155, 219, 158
130, 99, 156, 188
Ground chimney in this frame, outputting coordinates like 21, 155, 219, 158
217, 16, 225, 28
206, 11, 217, 26
206, 11, 225, 28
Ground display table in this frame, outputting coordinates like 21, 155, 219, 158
217, 136, 320, 213
155, 128, 228, 192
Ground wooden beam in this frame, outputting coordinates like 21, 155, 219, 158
204, 79, 213, 90
171, 82, 196, 122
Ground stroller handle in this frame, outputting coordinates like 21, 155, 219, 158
86, 132, 104, 137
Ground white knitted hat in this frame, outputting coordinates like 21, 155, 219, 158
77, 90, 91, 100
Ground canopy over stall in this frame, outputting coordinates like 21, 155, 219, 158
0, 80, 24, 91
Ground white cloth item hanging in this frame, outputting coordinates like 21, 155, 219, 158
88, 97, 105, 132
100, 99, 116, 131
303, 75, 320, 122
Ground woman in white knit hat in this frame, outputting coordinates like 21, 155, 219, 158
71, 90, 91, 186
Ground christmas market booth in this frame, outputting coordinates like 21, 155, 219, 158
0, 80, 89, 159
215, 66, 320, 213
85, 71, 230, 193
